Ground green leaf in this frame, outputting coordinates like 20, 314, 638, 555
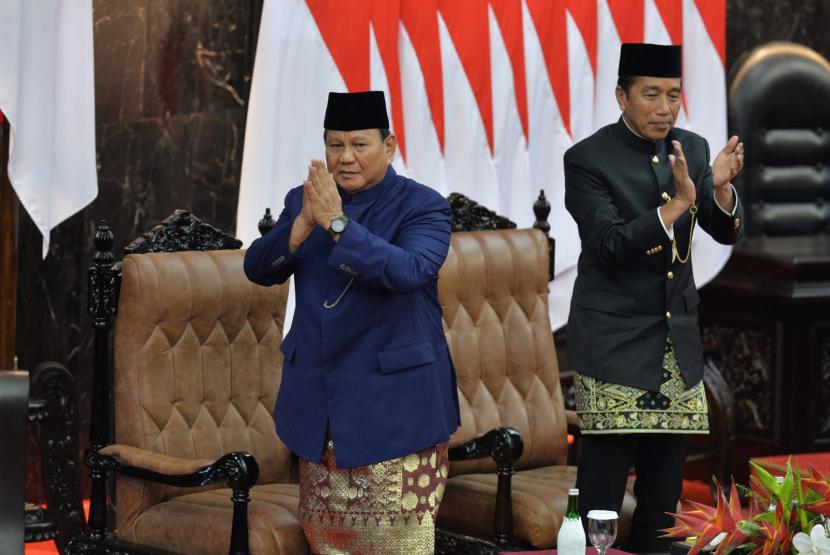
753, 511, 775, 524
737, 520, 763, 537
779, 458, 795, 519
793, 460, 811, 531
749, 460, 781, 498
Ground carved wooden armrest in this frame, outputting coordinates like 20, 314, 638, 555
84, 444, 259, 553
448, 427, 523, 547
88, 444, 259, 490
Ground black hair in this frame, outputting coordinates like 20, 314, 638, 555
323, 129, 391, 142
617, 75, 635, 93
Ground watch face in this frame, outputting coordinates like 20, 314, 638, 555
331, 218, 346, 233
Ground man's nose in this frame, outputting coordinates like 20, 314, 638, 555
656, 96, 671, 115
340, 145, 356, 163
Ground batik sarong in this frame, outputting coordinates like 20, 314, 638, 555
298, 437, 450, 555
575, 336, 709, 434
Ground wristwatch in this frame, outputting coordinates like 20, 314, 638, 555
327, 214, 350, 238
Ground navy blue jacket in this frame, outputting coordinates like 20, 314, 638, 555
244, 166, 460, 467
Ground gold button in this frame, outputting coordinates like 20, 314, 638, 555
667, 271, 674, 280
656, 245, 663, 252
661, 192, 671, 202
734, 218, 741, 229
665, 311, 672, 320
652, 155, 659, 164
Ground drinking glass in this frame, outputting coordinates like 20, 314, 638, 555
587, 510, 618, 555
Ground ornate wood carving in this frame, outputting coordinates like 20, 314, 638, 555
87, 221, 120, 540
435, 530, 500, 555
258, 208, 276, 236
448, 190, 555, 281
24, 504, 58, 543
435, 529, 532, 555
29, 361, 86, 552
448, 427, 523, 547
85, 451, 259, 491
67, 536, 179, 555
124, 209, 242, 254
88, 223, 119, 331
448, 192, 516, 232
702, 323, 775, 436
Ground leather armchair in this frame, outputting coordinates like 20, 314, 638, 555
730, 42, 830, 237
68, 211, 308, 555
435, 228, 637, 552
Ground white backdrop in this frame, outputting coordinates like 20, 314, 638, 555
237, 0, 728, 330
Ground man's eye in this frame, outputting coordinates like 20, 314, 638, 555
669, 95, 681, 101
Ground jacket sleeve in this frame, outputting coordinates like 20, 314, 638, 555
243, 188, 305, 286
327, 192, 451, 293
693, 139, 745, 245
564, 147, 670, 267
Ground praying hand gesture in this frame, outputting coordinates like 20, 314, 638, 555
289, 160, 344, 252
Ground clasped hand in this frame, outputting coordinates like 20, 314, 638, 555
289, 160, 343, 252
298, 159, 343, 230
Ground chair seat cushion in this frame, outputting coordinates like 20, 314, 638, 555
437, 465, 636, 548
130, 483, 309, 555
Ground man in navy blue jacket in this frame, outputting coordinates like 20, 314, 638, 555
243, 91, 459, 554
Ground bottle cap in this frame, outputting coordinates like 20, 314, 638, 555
568, 488, 579, 495
587, 510, 619, 520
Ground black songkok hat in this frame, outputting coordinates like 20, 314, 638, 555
618, 43, 682, 77
323, 91, 390, 131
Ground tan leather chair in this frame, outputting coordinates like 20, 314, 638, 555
95, 248, 307, 554
435, 228, 636, 550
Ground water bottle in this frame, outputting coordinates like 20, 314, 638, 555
557, 488, 587, 555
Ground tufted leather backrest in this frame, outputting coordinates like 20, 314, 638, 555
440, 229, 568, 475
113, 250, 291, 506
730, 42, 830, 236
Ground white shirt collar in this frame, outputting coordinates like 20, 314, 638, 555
621, 114, 652, 142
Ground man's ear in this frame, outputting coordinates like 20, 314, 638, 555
615, 85, 627, 112
384, 134, 398, 162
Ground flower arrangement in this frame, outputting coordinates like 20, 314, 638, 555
663, 458, 830, 554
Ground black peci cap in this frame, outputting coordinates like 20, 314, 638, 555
323, 91, 390, 131
618, 43, 682, 78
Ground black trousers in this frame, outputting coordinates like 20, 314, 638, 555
575, 433, 688, 554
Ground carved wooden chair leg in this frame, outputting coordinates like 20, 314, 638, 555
85, 451, 109, 541
493, 461, 515, 546
229, 488, 251, 555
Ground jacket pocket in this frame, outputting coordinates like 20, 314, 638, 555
279, 337, 296, 363
580, 289, 636, 318
378, 341, 436, 374
684, 284, 700, 311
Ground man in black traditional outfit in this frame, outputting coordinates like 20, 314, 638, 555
564, 43, 744, 553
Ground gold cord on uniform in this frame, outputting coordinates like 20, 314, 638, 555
661, 193, 697, 264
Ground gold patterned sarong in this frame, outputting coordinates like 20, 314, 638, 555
298, 438, 449, 555
575, 336, 709, 434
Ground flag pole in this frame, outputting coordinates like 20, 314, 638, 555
0, 114, 18, 370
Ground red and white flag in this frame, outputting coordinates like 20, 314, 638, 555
0, 1, 98, 257
238, 0, 727, 330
